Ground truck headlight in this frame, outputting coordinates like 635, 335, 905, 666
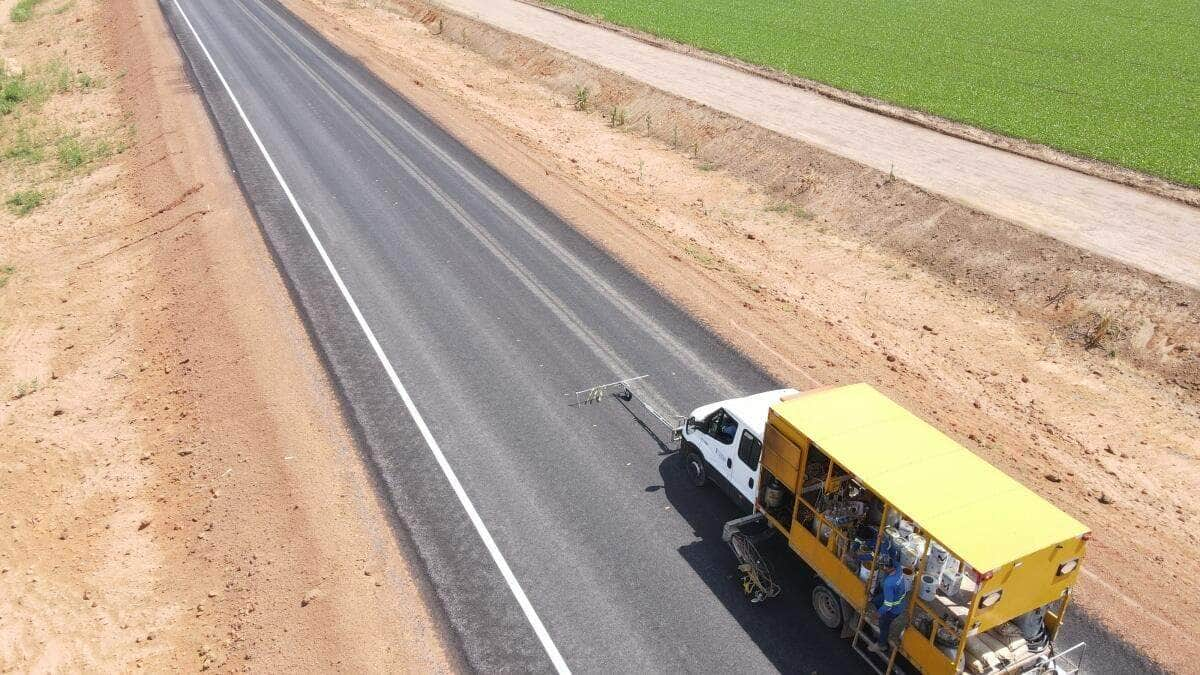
1057, 559, 1079, 576
980, 590, 1003, 608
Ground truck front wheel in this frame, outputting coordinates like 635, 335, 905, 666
812, 584, 843, 630
683, 448, 708, 487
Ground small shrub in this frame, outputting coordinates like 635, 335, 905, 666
10, 0, 44, 22
57, 136, 85, 167
609, 105, 626, 127
764, 202, 814, 220
76, 72, 100, 89
1085, 315, 1112, 350
57, 134, 110, 169
12, 377, 40, 400
0, 74, 36, 115
0, 266, 14, 288
4, 128, 45, 162
573, 85, 589, 111
6, 189, 45, 215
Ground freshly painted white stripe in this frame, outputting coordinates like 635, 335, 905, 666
168, 2, 571, 671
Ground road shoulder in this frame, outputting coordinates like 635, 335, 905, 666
0, 0, 454, 669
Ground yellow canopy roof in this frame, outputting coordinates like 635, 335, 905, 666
771, 383, 1088, 572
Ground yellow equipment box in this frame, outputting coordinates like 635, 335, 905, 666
752, 383, 1089, 674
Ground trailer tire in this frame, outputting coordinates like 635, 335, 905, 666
812, 584, 843, 630
683, 448, 708, 487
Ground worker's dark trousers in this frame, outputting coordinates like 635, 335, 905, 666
878, 610, 900, 648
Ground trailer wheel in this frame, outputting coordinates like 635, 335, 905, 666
811, 584, 842, 630
684, 450, 708, 487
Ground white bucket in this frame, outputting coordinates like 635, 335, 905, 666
900, 534, 924, 569
940, 557, 962, 595
919, 574, 938, 602
925, 542, 950, 577
940, 571, 963, 597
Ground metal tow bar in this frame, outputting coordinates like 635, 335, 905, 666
573, 375, 684, 443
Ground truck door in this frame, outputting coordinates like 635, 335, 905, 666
696, 408, 738, 485
731, 430, 762, 506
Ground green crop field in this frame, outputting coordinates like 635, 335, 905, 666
542, 0, 1200, 187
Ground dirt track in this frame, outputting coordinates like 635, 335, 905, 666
0, 0, 451, 669
285, 0, 1198, 669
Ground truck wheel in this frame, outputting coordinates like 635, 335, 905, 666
684, 450, 708, 487
812, 584, 842, 630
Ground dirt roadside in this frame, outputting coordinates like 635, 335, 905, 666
282, 0, 1198, 670
0, 0, 453, 671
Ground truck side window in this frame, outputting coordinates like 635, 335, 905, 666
738, 431, 762, 470
705, 409, 737, 445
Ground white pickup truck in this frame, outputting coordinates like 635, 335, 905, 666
678, 388, 798, 511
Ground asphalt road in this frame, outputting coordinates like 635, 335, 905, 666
158, 0, 1156, 672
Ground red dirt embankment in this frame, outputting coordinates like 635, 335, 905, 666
0, 0, 452, 670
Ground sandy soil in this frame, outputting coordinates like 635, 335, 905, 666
0, 0, 453, 671
282, 0, 1198, 669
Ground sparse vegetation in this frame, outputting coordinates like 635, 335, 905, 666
4, 127, 46, 163
6, 189, 45, 215
765, 201, 813, 220
698, 161, 716, 171
682, 243, 727, 270
10, 0, 45, 22
573, 85, 589, 111
12, 377, 40, 400
608, 105, 626, 127
1, 70, 39, 115
0, 60, 90, 116
1085, 315, 1112, 351
0, 266, 14, 288
57, 134, 111, 169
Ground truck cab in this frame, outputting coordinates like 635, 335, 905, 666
680, 388, 798, 510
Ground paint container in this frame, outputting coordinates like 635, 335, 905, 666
899, 534, 925, 569
859, 561, 875, 583
925, 542, 950, 578
941, 570, 963, 598
919, 574, 939, 602
940, 557, 963, 595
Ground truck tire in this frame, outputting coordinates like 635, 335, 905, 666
812, 584, 842, 630
683, 447, 708, 487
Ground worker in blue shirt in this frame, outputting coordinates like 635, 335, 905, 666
869, 558, 909, 655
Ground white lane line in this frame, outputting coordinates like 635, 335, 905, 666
243, 0, 741, 398
229, 0, 670, 414
168, 2, 571, 672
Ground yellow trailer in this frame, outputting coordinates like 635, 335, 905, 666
724, 383, 1089, 674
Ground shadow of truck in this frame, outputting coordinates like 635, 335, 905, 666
655, 449, 867, 673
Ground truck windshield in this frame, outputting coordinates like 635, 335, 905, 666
705, 409, 738, 444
